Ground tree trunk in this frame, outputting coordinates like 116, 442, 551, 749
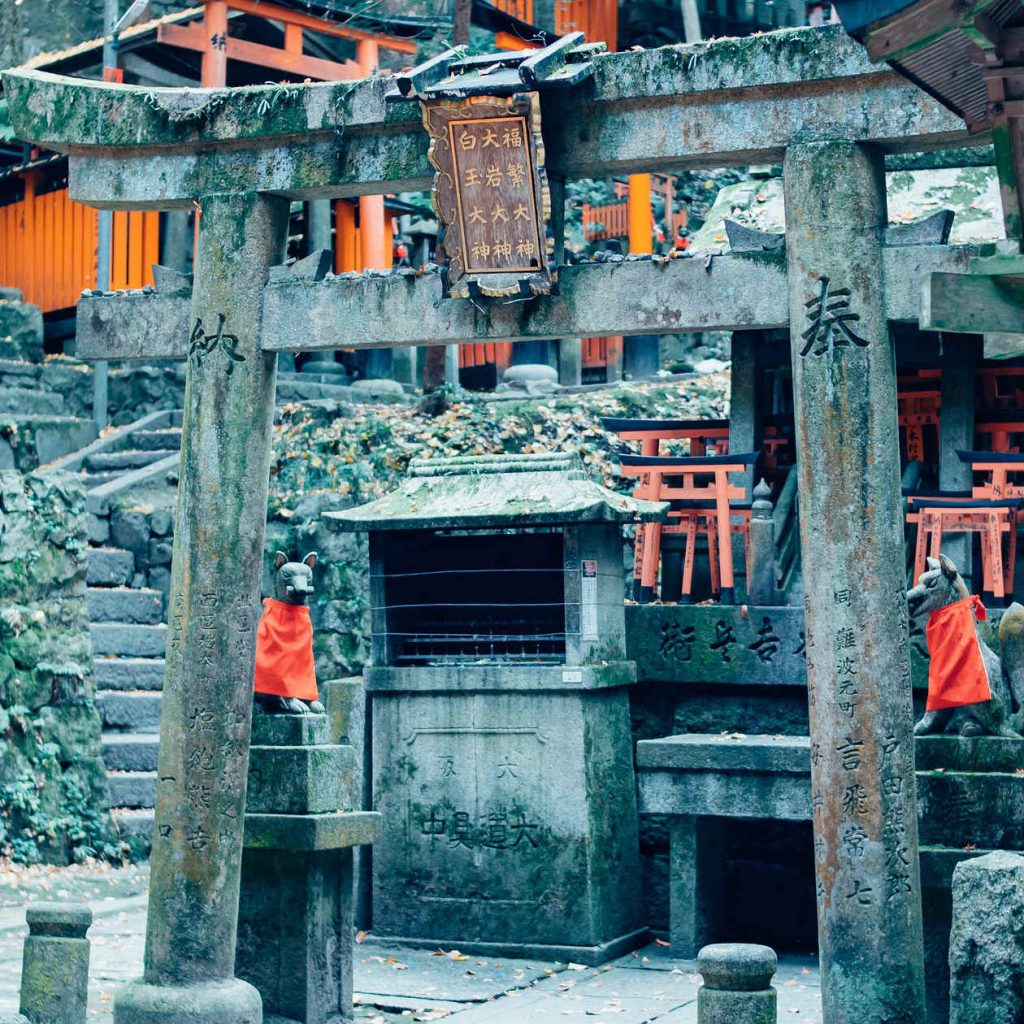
453, 0, 472, 46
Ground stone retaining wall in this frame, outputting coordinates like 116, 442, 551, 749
0, 469, 118, 863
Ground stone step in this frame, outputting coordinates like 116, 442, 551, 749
0, 386, 64, 415
102, 733, 160, 772
84, 449, 178, 472
86, 547, 135, 586
130, 428, 183, 452
97, 691, 162, 732
90, 622, 167, 658
84, 470, 122, 488
94, 657, 166, 692
106, 771, 157, 809
111, 807, 153, 860
87, 587, 164, 624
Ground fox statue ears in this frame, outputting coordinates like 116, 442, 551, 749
925, 554, 959, 580
273, 551, 318, 570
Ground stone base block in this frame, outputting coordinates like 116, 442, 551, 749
247, 744, 356, 814
238, 849, 353, 1024
698, 987, 776, 1024
113, 977, 262, 1024
362, 926, 650, 967
251, 713, 330, 747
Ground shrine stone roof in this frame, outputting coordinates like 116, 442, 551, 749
325, 453, 667, 532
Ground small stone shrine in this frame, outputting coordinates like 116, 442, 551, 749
326, 453, 666, 961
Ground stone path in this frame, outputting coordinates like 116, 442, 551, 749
0, 862, 822, 1023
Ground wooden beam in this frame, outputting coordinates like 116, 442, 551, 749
226, 0, 418, 54
201, 0, 229, 87
921, 271, 1024, 334
159, 22, 362, 81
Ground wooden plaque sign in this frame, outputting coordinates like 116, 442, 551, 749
423, 93, 555, 299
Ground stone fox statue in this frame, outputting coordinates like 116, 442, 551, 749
907, 554, 1024, 738
253, 551, 326, 715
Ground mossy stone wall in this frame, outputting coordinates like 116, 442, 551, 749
0, 470, 119, 863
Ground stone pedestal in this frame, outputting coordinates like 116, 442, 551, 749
237, 712, 381, 1024
19, 904, 92, 1024
367, 663, 645, 963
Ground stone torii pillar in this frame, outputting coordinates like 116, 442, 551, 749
784, 141, 926, 1024
115, 192, 289, 1023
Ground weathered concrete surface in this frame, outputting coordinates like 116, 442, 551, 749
949, 851, 1024, 1024
785, 141, 925, 1022
114, 194, 288, 1023
74, 242, 980, 361
3, 28, 969, 208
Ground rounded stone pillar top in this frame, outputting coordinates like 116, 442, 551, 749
697, 943, 777, 991
26, 902, 93, 937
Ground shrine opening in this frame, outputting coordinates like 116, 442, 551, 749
1, 2, 1024, 1024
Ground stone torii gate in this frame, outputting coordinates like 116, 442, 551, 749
3, 25, 980, 1024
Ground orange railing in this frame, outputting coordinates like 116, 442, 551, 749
582, 201, 630, 242
0, 175, 157, 313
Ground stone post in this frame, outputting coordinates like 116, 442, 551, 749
784, 141, 926, 1023
949, 851, 1024, 1024
115, 192, 290, 1024
938, 333, 981, 585
747, 480, 776, 606
558, 339, 583, 386
19, 904, 92, 1024
697, 943, 777, 1024
728, 330, 761, 500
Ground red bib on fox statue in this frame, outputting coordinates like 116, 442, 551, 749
254, 598, 319, 702
926, 594, 991, 711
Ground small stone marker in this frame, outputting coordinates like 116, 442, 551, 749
949, 850, 1024, 1024
697, 943, 777, 1024
19, 903, 92, 1024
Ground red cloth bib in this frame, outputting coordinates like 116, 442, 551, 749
925, 595, 991, 711
254, 598, 318, 701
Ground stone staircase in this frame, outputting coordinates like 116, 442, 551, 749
88, 556, 166, 855
60, 413, 184, 857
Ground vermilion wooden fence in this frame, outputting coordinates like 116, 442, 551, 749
0, 175, 158, 313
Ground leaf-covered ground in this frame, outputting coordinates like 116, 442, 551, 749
267, 374, 730, 519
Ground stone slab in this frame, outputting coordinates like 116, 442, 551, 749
364, 661, 636, 693
243, 811, 381, 852
636, 734, 810, 773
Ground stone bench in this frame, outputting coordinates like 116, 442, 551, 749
636, 732, 1024, 1024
